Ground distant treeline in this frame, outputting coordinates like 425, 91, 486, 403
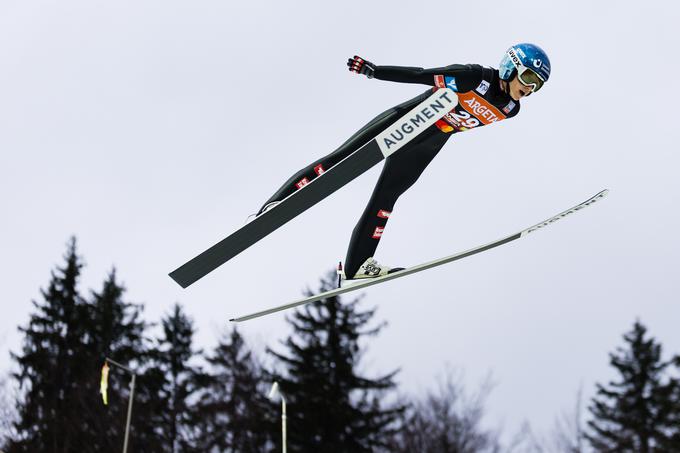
1, 238, 680, 452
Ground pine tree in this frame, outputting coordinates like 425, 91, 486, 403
9, 237, 89, 452
8, 239, 163, 452
268, 271, 404, 453
150, 303, 203, 452
586, 320, 680, 452
76, 268, 156, 452
193, 326, 273, 452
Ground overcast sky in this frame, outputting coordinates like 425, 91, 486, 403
2, 0, 679, 439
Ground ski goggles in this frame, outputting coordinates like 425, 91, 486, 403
517, 67, 545, 93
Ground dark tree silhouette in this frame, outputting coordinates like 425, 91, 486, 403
7, 239, 163, 452
268, 271, 403, 453
8, 238, 89, 452
150, 303, 203, 452
73, 268, 153, 452
193, 326, 273, 452
586, 320, 680, 452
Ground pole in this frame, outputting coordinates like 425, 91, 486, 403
268, 381, 287, 453
281, 396, 287, 453
106, 358, 137, 453
122, 373, 136, 453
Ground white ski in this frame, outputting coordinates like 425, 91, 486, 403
230, 189, 609, 322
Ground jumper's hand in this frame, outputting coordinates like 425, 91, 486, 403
347, 56, 375, 79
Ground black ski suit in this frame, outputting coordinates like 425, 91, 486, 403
261, 63, 521, 277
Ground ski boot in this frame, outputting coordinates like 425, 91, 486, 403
338, 257, 404, 288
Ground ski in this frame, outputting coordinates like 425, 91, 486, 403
230, 189, 609, 322
169, 88, 458, 288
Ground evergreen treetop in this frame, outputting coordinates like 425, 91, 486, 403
586, 320, 680, 452
268, 271, 403, 453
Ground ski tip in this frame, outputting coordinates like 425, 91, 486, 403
589, 189, 610, 204
229, 318, 236, 322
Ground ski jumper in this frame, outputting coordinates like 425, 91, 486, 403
260, 64, 521, 278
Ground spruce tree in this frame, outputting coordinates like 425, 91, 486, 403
9, 237, 88, 452
151, 303, 202, 452
193, 326, 273, 452
268, 271, 404, 453
76, 269, 155, 452
8, 239, 163, 452
586, 320, 680, 452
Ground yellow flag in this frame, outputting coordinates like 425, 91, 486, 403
100, 362, 110, 405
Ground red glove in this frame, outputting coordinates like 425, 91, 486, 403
347, 56, 376, 79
